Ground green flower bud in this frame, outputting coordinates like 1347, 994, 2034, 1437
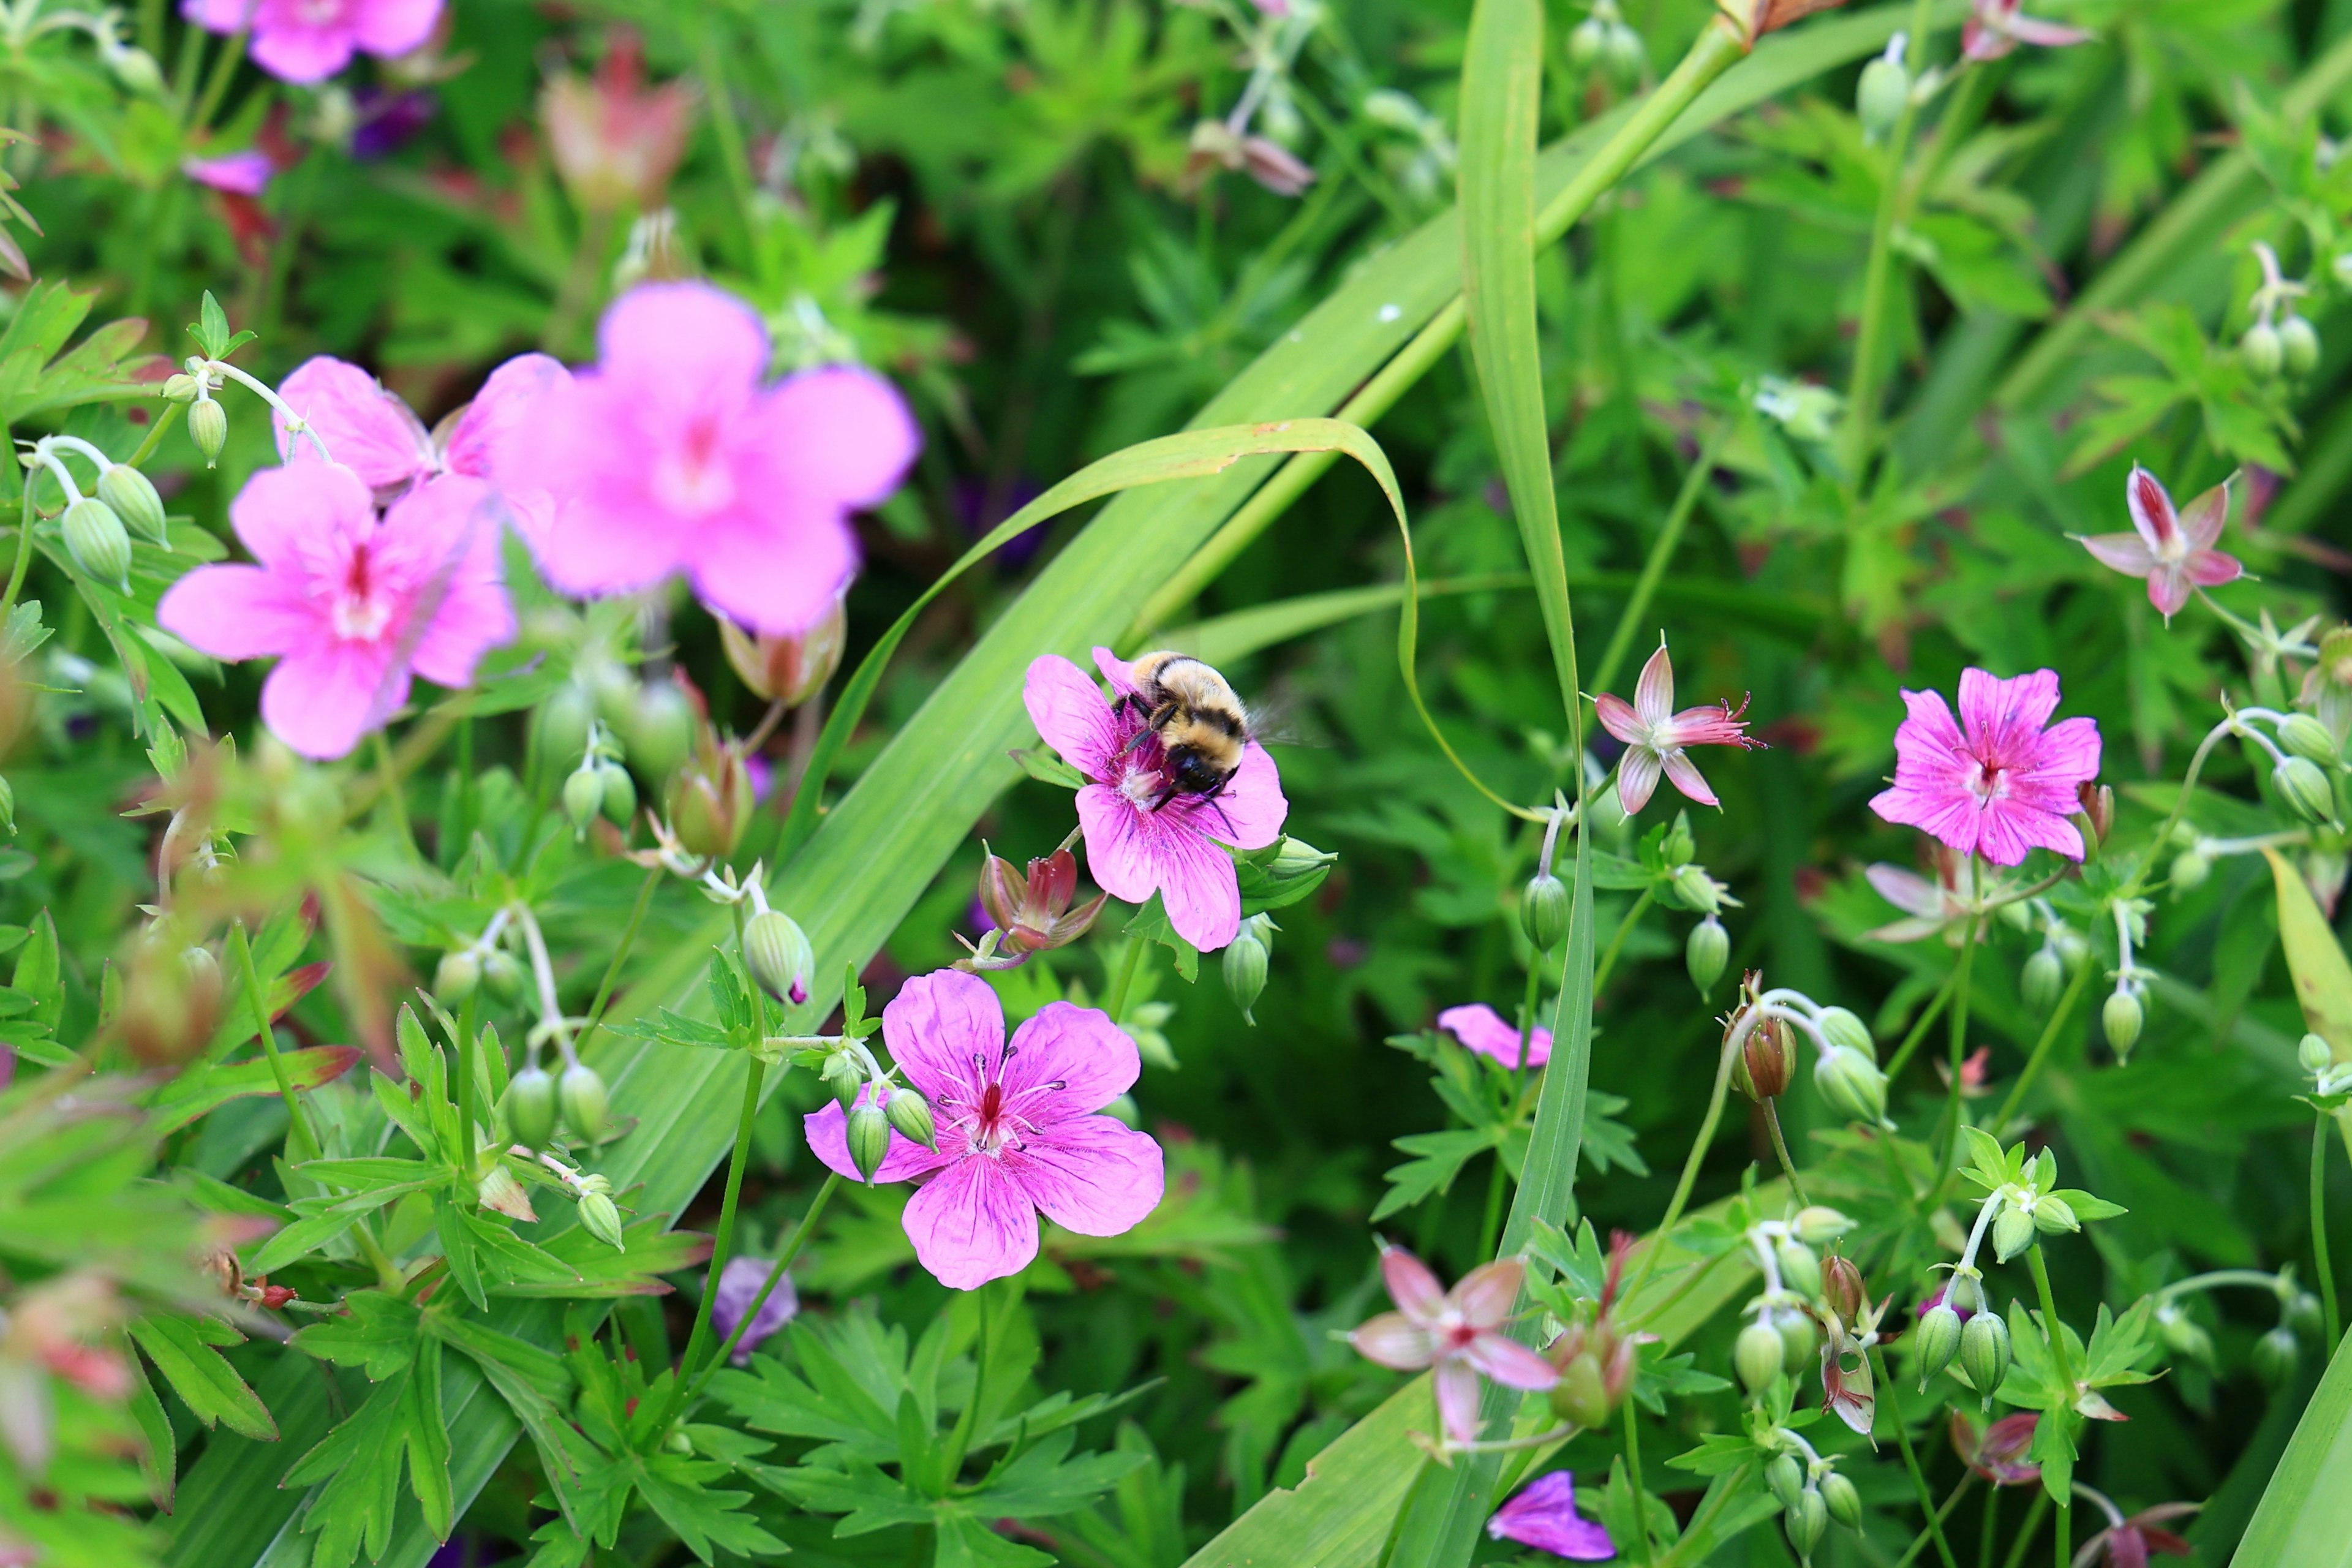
1856, 55, 1909, 143
2282, 315, 2323, 377
481, 948, 525, 1006
1785, 1486, 1828, 1561
1672, 862, 1721, 914
578, 1189, 625, 1250
559, 1061, 609, 1143
1915, 1303, 1962, 1387
505, 1065, 558, 1148
669, 746, 752, 859
2280, 712, 2342, 767
2242, 321, 2284, 379
625, 680, 696, 782
96, 464, 169, 543
2300, 1033, 2335, 1076
1687, 915, 1728, 995
1521, 872, 1569, 951
1601, 20, 1645, 86
2277, 756, 2339, 826
434, 949, 480, 1006
1792, 1207, 1852, 1246
1991, 1205, 2035, 1264
2032, 1196, 2078, 1235
2169, 850, 2212, 893
1766, 1453, 1805, 1510
2103, 989, 2143, 1057
183, 944, 221, 990
662, 1424, 694, 1455
1567, 14, 1607, 66
1815, 1006, 1875, 1061
563, 763, 604, 835
1820, 1470, 1863, 1532
596, 761, 636, 826
846, 1101, 891, 1181
742, 910, 816, 1006
2161, 1311, 2214, 1365
2289, 1291, 2325, 1340
188, 397, 228, 466
821, 1052, 863, 1109
2021, 946, 2064, 1012
1548, 1348, 1610, 1428
531, 685, 595, 783
1223, 914, 1273, 1023
1814, 1046, 1888, 1126
1959, 1310, 2011, 1403
1777, 1311, 1819, 1375
884, 1085, 937, 1149
1735, 1321, 1785, 1395
1662, 818, 1695, 867
160, 372, 198, 402
1777, 1239, 1823, 1300
62, 497, 132, 587
109, 44, 165, 94
2254, 1323, 2301, 1385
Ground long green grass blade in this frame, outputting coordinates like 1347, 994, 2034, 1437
2233, 1329, 2352, 1567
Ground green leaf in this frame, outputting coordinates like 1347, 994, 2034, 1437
1122, 894, 1199, 983
1369, 1128, 1496, 1223
192, 290, 229, 357
145, 1045, 361, 1135
128, 1314, 277, 1442
404, 1338, 455, 1544
2264, 846, 2352, 1159
2237, 1326, 2352, 1566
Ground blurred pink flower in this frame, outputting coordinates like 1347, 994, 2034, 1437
500, 282, 919, 637
183, 150, 274, 196
1869, 669, 2101, 867
1860, 844, 1984, 944
709, 1256, 799, 1365
2077, 1503, 2199, 1568
157, 464, 513, 759
1951, 1409, 2038, 1485
541, 34, 696, 212
2076, 467, 2242, 622
273, 352, 567, 503
1962, 0, 2090, 60
802, 970, 1163, 1291
1487, 1472, 1616, 1561
1593, 638, 1761, 813
181, 0, 442, 85
1022, 648, 1286, 951
1348, 1248, 1557, 1445
1438, 1003, 1551, 1069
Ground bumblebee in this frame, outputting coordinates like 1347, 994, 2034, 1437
1118, 650, 1251, 809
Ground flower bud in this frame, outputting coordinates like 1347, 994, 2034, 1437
1793, 1207, 1852, 1247
435, 949, 480, 1006
2289, 1291, 2325, 1340
482, 948, 525, 1005
2102, 989, 2143, 1057
2020, 946, 2064, 1012
563, 763, 605, 836
2281, 712, 2342, 767
109, 43, 165, 94
2299, 1033, 2335, 1076
531, 684, 595, 783
625, 680, 696, 782
1785, 1486, 1827, 1561
2169, 850, 2211, 893
1521, 872, 1569, 951
1662, 818, 1695, 866
846, 1101, 891, 1182
669, 745, 752, 860
821, 1052, 863, 1109
1777, 1311, 1818, 1374
2032, 1196, 2078, 1235
742, 910, 816, 1006
1735, 1321, 1785, 1394
1223, 914, 1273, 1023
1991, 1205, 2035, 1264
1959, 1311, 2011, 1403
1672, 862, 1721, 914
2242, 321, 2284, 379
1820, 1469, 1863, 1532
161, 372, 199, 402
1915, 1303, 1962, 1386
2255, 1323, 2301, 1385
718, 594, 848, 707
1766, 1453, 1805, 1510
96, 464, 169, 544
1601, 21, 1645, 86
978, 848, 1107, 958
62, 497, 132, 587
1567, 14, 1607, 66
1735, 1013, 1794, 1102
884, 1085, 937, 1149
1814, 1046, 1888, 1126
597, 760, 636, 826
1687, 915, 1728, 995
2076, 781, 2113, 847
1856, 55, 1909, 143
578, 1189, 625, 1250
2160, 1311, 2214, 1365
1815, 1006, 1875, 1061
118, 931, 223, 1066
2282, 315, 2323, 377
1548, 1348, 1611, 1427
1820, 1253, 1868, 1322
188, 397, 228, 466
505, 1065, 558, 1148
1777, 1239, 1823, 1300
559, 1061, 609, 1143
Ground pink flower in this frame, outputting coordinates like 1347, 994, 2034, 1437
1022, 648, 1286, 952
272, 352, 566, 500
2076, 1504, 2198, 1568
1348, 1247, 1558, 1445
2076, 467, 2243, 622
499, 282, 919, 638
1487, 1472, 1616, 1561
709, 1256, 799, 1366
157, 464, 514, 760
183, 151, 274, 196
1593, 639, 1761, 813
1861, 845, 1985, 944
802, 970, 1164, 1291
1951, 1409, 2039, 1486
1868, 669, 2102, 867
181, 0, 442, 85
1438, 1003, 1551, 1069
1962, 0, 2091, 59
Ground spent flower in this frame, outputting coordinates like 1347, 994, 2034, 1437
1348, 1246, 1558, 1446
1593, 637, 1762, 813
2075, 467, 2244, 622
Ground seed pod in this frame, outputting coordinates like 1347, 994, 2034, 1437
2254, 1323, 2301, 1385
1766, 1453, 1806, 1510
1735, 1321, 1785, 1394
884, 1085, 936, 1148
1785, 1486, 1828, 1561
1777, 1311, 1818, 1375
1223, 915, 1272, 1023
2282, 315, 2323, 377
1792, 1206, 1852, 1246
1820, 1253, 1868, 1323
1915, 1302, 1962, 1386
188, 397, 228, 466
2277, 756, 2339, 826
1959, 1310, 2012, 1403
1815, 1006, 1875, 1061
1567, 14, 1607, 66
1548, 1348, 1610, 1428
531, 684, 595, 783
578, 1190, 625, 1250
2032, 1196, 2078, 1235
2169, 850, 2212, 893
1991, 1205, 2035, 1264
505, 1065, 558, 1148
62, 497, 132, 587
742, 910, 816, 1006
1736, 1014, 1793, 1101
597, 761, 636, 826
1820, 1469, 1862, 1531
2301, 1033, 2336, 1076
663, 1424, 694, 1455
1672, 863, 1721, 914
1777, 1239, 1823, 1300
97, 464, 169, 543
2281, 712, 2342, 767
821, 1053, 863, 1109
2102, 989, 2144, 1057
1600, 20, 1645, 86
718, 594, 848, 707
1662, 818, 1695, 866
481, 948, 526, 1006
1856, 55, 1909, 143
563, 763, 604, 835
161, 372, 199, 402
846, 1101, 891, 1181
669, 745, 752, 859
1814, 1046, 1888, 1126
2289, 1291, 2325, 1340
109, 43, 165, 94
1521, 873, 1569, 951
434, 949, 481, 1006
2242, 321, 2284, 379
2161, 1311, 2214, 1365
2021, 945, 2064, 1012
1687, 916, 1728, 995
625, 680, 696, 782
559, 1061, 609, 1143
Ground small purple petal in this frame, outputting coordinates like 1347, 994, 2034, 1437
1488, 1471, 1617, 1561
711, 1255, 800, 1364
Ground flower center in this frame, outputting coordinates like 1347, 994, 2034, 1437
650, 415, 737, 516
1968, 757, 2008, 808
329, 541, 394, 642
295, 0, 350, 24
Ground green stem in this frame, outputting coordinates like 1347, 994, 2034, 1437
686, 1172, 842, 1403
372, 731, 414, 858
695, 17, 760, 267
1935, 910, 1983, 1170
1882, 966, 1958, 1080
1893, 1476, 1973, 1568
1588, 422, 1730, 699
1103, 937, 1147, 1023
572, 865, 663, 1061
187, 16, 249, 132
1621, 1412, 1652, 1565
541, 207, 614, 354
667, 1054, 769, 1425
1591, 887, 1654, 995
2151, 1268, 2295, 1303
1981, 1481, 2000, 1568
1874, 1349, 1962, 1568
1623, 1017, 1741, 1305
1, 476, 34, 622
454, 991, 477, 1174
124, 402, 180, 471
2026, 1239, 2076, 1567
1840, 0, 1940, 483
2316, 1117, 2342, 1348
1988, 955, 2095, 1133
1762, 1099, 1809, 1207
1998, 1490, 2051, 1568
228, 919, 318, 1161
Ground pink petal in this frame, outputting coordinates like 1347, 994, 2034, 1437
1076, 784, 1159, 906
1593, 692, 1645, 747
2013, 715, 2102, 801
1437, 1005, 1550, 1069
388, 477, 515, 689
902, 1152, 1039, 1290
1957, 668, 2060, 753
156, 564, 311, 662
351, 0, 441, 56
684, 497, 861, 639
880, 970, 1005, 1108
248, 20, 357, 84
442, 353, 568, 480
2078, 532, 2157, 578
274, 358, 435, 493
183, 151, 273, 195
1184, 741, 1286, 850
1616, 747, 1661, 813
1005, 1115, 1164, 1237
1024, 655, 1125, 782
2126, 466, 2177, 550
1001, 1001, 1139, 1118
1980, 801, 2083, 866
1433, 1358, 1483, 1446
1864, 864, 1941, 919
1660, 748, 1719, 808
2176, 480, 2230, 552
596, 282, 771, 410
2187, 549, 2243, 589
498, 377, 685, 596
180, 0, 247, 28
228, 461, 375, 568
2007, 13, 2090, 45
1870, 781, 1983, 854
1892, 687, 1967, 762
1350, 1311, 1437, 1370
1489, 1473, 1616, 1561
1464, 1332, 1559, 1391
260, 645, 399, 760
2147, 565, 2192, 619
1632, 643, 1675, 726
758, 364, 921, 511
1379, 1246, 1447, 1322
802, 1091, 957, 1186
1144, 810, 1245, 951
1091, 646, 1141, 698
1450, 1259, 1527, 1331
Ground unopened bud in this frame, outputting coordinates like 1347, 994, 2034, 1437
1672, 863, 1721, 914
1735, 1013, 1794, 1102
2076, 781, 2113, 846
1793, 1207, 1852, 1246
1785, 1486, 1827, 1559
1687, 916, 1728, 995
1777, 1311, 1817, 1374
1814, 1046, 1887, 1126
97, 465, 169, 543
597, 761, 636, 826
2021, 946, 2064, 1011
2032, 1196, 2078, 1235
2281, 712, 2342, 767
1820, 1470, 1862, 1532
742, 910, 816, 1007
821, 1052, 862, 1109
505, 1065, 558, 1148
2289, 1291, 2325, 1340
718, 594, 848, 707
559, 1061, 609, 1143
2243, 321, 2285, 379
1959, 1311, 2011, 1402
1223, 914, 1273, 1023
883, 1085, 936, 1149
160, 372, 198, 402
434, 949, 480, 1006
2102, 989, 2143, 1057
2161, 1311, 2214, 1365
1777, 1239, 1823, 1300
1662, 818, 1695, 866
2283, 315, 2323, 377
1521, 873, 1569, 951
1548, 1348, 1611, 1427
1915, 1303, 1962, 1386
63, 497, 132, 587
1735, 1321, 1785, 1394
1601, 20, 1645, 85
1820, 1253, 1867, 1322
188, 397, 228, 465
578, 1190, 625, 1250
625, 680, 696, 782
109, 44, 165, 94
1856, 54, 1909, 143
2299, 1033, 2335, 1076
669, 745, 752, 859
1991, 1205, 2035, 1264
2254, 1324, 2301, 1385
1766, 1453, 1806, 1510
2170, 850, 2211, 892
563, 763, 604, 835
531, 685, 594, 783
1567, 15, 1607, 66
846, 1101, 891, 1181
1815, 1006, 1874, 1061
482, 948, 525, 1006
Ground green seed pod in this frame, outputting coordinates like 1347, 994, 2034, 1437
1777, 1310, 1818, 1375
597, 761, 636, 826
1567, 14, 1607, 66
1991, 1205, 2036, 1264
562, 763, 604, 836
481, 948, 526, 1006
62, 497, 132, 587
1672, 862, 1721, 914
188, 397, 228, 466
884, 1086, 937, 1149
2102, 989, 2144, 1057
2021, 945, 2064, 1012
1856, 55, 1909, 143
1735, 1321, 1785, 1394
625, 680, 696, 782
2242, 321, 2284, 379
742, 910, 816, 1006
1815, 1006, 1875, 1061
2282, 314, 2323, 377
530, 684, 595, 783
1662, 818, 1695, 866
662, 1424, 694, 1455
1687, 916, 1729, 995
669, 747, 752, 859
846, 1101, 891, 1181
1600, 20, 1645, 86
1766, 1453, 1806, 1510
161, 374, 198, 402
1814, 1046, 1888, 1126
1548, 1349, 1610, 1428
2254, 1324, 2301, 1385
1223, 915, 1272, 1024
2277, 756, 2339, 826
2289, 1291, 2325, 1340
559, 1061, 609, 1143
434, 949, 480, 1006
182, 944, 221, 990
96, 464, 169, 543
1820, 1469, 1863, 1532
1777, 1239, 1823, 1300
504, 1065, 558, 1148
109, 44, 165, 94
1914, 1302, 1962, 1386
2169, 850, 2212, 893
2032, 1196, 2078, 1235
1792, 1206, 1852, 1246
1959, 1310, 2012, 1401
1521, 872, 1569, 951
578, 1190, 625, 1250
1785, 1486, 1828, 1561
821, 1052, 863, 1109
2161, 1311, 2214, 1365
2280, 712, 2342, 767
2299, 1033, 2335, 1076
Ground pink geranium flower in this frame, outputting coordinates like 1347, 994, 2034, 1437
1487, 1472, 1616, 1561
182, 0, 441, 85
802, 970, 1164, 1291
499, 282, 919, 638
273, 352, 567, 502
157, 465, 514, 760
1962, 0, 2090, 59
1348, 1248, 1558, 1445
1022, 648, 1286, 952
1593, 638, 1761, 813
1438, 1003, 1551, 1069
2076, 467, 2243, 623
183, 151, 274, 197
1868, 669, 2102, 867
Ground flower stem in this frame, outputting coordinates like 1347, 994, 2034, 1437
685, 1172, 842, 1405
1588, 421, 1730, 700
1763, 1099, 1809, 1207
187, 16, 249, 132
1624, 1012, 1744, 1305
1873, 1349, 1962, 1568
1840, 0, 1943, 484
572, 864, 663, 1061
1882, 965, 1958, 1080
669, 1053, 769, 1423
371, 731, 415, 858
2025, 1240, 2076, 1566
124, 402, 182, 470
1893, 1476, 1973, 1568
1999, 1490, 2051, 1568
1988, 954, 2096, 1133
2316, 1117, 2342, 1348
1934, 910, 1983, 1170
1, 477, 35, 623
228, 919, 318, 1161
1621, 1412, 1653, 1565
1591, 887, 1654, 995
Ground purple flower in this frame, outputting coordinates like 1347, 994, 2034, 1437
500, 282, 919, 638
2076, 467, 2244, 623
710, 1255, 800, 1365
157, 465, 513, 759
1022, 648, 1287, 952
350, 86, 437, 160
802, 970, 1164, 1291
1962, 0, 2091, 60
1868, 669, 2102, 867
1591, 638, 1761, 813
1488, 1472, 1616, 1561
1437, 1003, 1551, 1069
183, 151, 274, 196
181, 0, 442, 85
1348, 1247, 1558, 1445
